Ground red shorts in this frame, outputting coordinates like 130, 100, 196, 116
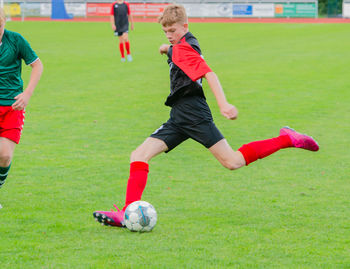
0, 106, 25, 144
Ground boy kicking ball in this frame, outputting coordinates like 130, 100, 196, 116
93, 4, 319, 227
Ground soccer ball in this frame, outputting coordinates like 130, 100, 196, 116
124, 201, 157, 232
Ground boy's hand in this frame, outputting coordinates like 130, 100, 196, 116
220, 103, 238, 120
112, 25, 116, 31
12, 91, 31, 111
159, 44, 170, 54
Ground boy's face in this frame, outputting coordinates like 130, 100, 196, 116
162, 22, 188, 45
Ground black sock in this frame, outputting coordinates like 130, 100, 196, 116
0, 164, 11, 188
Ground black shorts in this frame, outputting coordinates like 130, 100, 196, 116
150, 96, 224, 152
114, 30, 128, 36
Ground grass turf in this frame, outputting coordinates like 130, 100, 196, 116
0, 21, 349, 268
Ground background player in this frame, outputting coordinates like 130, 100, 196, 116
93, 4, 319, 226
0, 8, 43, 208
110, 0, 134, 62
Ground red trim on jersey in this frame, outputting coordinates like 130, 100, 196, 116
110, 1, 116, 15
172, 37, 212, 82
125, 2, 130, 15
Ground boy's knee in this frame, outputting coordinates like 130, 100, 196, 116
221, 157, 245, 171
0, 154, 12, 167
222, 161, 240, 171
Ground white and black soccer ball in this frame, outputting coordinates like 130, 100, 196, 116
124, 201, 157, 232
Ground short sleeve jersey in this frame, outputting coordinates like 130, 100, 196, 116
110, 1, 130, 33
0, 29, 38, 106
165, 32, 212, 107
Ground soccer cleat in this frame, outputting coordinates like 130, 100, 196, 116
121, 57, 126, 62
127, 54, 133, 62
280, 126, 319, 151
0, 204, 2, 209
93, 204, 125, 227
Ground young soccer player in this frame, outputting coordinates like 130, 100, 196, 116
0, 8, 43, 208
110, 0, 134, 62
93, 4, 319, 227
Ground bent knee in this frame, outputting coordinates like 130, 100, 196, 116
222, 161, 241, 170
221, 158, 245, 170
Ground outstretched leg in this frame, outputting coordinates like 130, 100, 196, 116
210, 127, 319, 169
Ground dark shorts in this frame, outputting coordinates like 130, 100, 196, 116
150, 96, 224, 152
114, 30, 128, 37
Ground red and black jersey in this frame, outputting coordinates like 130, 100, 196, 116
110, 1, 130, 33
165, 32, 212, 107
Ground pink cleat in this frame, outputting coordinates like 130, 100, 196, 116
280, 126, 319, 151
93, 204, 125, 227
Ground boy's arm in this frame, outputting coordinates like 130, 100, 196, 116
204, 71, 238, 120
110, 16, 116, 31
12, 59, 43, 111
128, 14, 134, 30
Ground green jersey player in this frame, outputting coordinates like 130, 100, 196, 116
0, 8, 43, 208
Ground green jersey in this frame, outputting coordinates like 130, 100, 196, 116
0, 29, 38, 106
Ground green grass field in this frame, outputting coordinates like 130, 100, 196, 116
0, 21, 349, 268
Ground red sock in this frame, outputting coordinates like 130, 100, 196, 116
123, 161, 149, 211
238, 135, 292, 165
119, 43, 125, 58
125, 41, 130, 55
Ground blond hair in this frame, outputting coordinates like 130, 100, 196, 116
158, 4, 188, 27
0, 8, 5, 26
